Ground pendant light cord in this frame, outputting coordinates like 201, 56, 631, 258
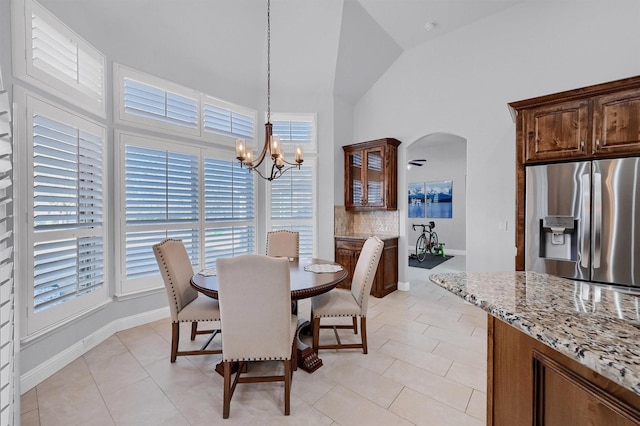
267, 0, 271, 123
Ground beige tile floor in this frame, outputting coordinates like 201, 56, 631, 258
21, 255, 488, 426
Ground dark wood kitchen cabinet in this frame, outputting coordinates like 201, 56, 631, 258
343, 138, 401, 211
334, 236, 398, 298
510, 76, 640, 164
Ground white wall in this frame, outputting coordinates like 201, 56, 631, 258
351, 0, 640, 275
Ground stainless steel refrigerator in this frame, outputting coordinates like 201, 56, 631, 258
525, 157, 640, 288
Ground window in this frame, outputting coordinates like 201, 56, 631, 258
270, 159, 316, 257
114, 65, 200, 137
269, 113, 317, 257
123, 80, 198, 130
118, 132, 200, 294
116, 132, 256, 295
114, 64, 257, 144
0, 83, 15, 425
203, 96, 255, 141
19, 91, 107, 334
203, 158, 255, 266
271, 113, 317, 154
12, 0, 106, 117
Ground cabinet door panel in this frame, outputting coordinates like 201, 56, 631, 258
524, 100, 589, 162
594, 89, 640, 155
533, 351, 640, 426
366, 148, 385, 207
347, 152, 364, 206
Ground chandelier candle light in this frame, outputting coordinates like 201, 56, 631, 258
235, 0, 303, 181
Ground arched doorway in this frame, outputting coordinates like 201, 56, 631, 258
404, 133, 467, 282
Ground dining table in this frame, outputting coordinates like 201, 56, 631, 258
190, 257, 348, 374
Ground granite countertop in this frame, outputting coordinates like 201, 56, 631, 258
334, 233, 399, 240
429, 271, 640, 396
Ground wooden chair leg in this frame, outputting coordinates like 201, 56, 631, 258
223, 361, 232, 419
284, 360, 291, 415
352, 317, 358, 334
361, 317, 368, 354
312, 317, 320, 354
171, 322, 179, 362
291, 335, 297, 372
190, 322, 197, 340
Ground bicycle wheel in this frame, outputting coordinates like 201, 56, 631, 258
428, 232, 439, 256
416, 234, 428, 262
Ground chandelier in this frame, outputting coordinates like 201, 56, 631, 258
235, 0, 303, 181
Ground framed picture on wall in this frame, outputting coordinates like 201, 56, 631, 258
408, 182, 425, 218
426, 180, 452, 218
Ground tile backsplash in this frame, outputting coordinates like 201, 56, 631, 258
334, 206, 399, 235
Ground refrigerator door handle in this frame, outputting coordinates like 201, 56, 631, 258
581, 174, 590, 269
593, 172, 602, 269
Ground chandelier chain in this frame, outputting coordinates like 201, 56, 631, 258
267, 0, 271, 123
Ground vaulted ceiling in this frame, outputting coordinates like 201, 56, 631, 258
39, 0, 524, 104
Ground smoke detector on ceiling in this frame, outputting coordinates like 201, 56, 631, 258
424, 21, 437, 32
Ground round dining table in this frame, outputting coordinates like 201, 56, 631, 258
190, 257, 347, 373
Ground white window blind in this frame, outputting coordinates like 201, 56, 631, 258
270, 164, 314, 257
124, 145, 199, 279
203, 101, 254, 140
271, 113, 317, 153
31, 14, 103, 101
203, 158, 255, 266
32, 114, 104, 313
14, 0, 106, 116
124, 79, 198, 130
125, 229, 199, 281
0, 87, 15, 426
115, 64, 256, 143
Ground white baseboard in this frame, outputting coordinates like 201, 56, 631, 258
20, 307, 169, 394
397, 281, 410, 291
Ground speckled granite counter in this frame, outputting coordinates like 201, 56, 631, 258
429, 271, 640, 396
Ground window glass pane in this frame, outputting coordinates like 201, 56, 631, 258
203, 103, 254, 140
125, 145, 198, 224
33, 115, 79, 228
271, 165, 313, 257
204, 158, 254, 221
272, 119, 313, 146
203, 157, 255, 266
34, 236, 104, 312
271, 166, 313, 220
204, 226, 255, 267
125, 229, 198, 280
124, 79, 198, 129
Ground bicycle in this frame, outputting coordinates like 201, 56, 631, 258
412, 222, 440, 262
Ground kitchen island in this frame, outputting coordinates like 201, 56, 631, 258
430, 271, 640, 425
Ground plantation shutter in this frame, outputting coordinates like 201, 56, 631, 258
0, 88, 15, 426
203, 158, 255, 265
123, 79, 198, 129
32, 113, 104, 312
272, 119, 313, 146
23, 1, 106, 115
270, 165, 314, 257
124, 146, 199, 279
203, 103, 254, 140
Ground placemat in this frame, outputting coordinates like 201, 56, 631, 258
304, 263, 343, 273
198, 268, 217, 276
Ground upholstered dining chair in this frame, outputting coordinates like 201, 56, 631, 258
216, 254, 297, 419
266, 230, 299, 259
311, 236, 384, 354
153, 239, 222, 362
